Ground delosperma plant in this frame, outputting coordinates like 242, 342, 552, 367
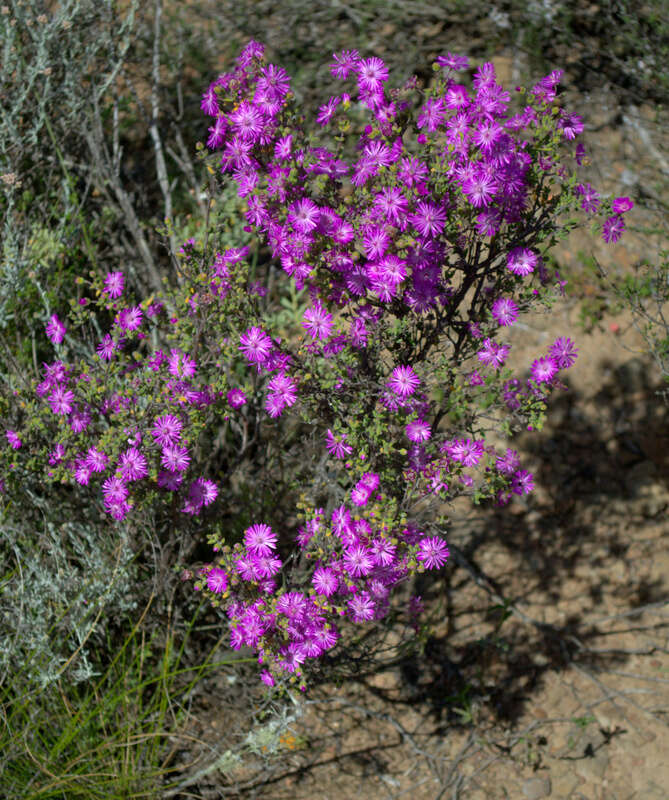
1, 40, 633, 690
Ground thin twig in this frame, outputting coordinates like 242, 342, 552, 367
149, 0, 180, 282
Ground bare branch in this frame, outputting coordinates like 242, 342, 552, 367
149, 0, 181, 283
84, 96, 164, 295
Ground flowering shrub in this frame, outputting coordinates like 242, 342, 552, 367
1, 41, 631, 690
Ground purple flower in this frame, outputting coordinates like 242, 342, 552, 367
511, 470, 534, 495
152, 414, 182, 447
104, 271, 124, 298
317, 95, 341, 125
276, 591, 308, 618
161, 445, 190, 472
410, 201, 447, 237
313, 625, 338, 652
42, 360, 67, 384
278, 646, 305, 673
46, 314, 66, 345
245, 523, 278, 556
356, 57, 388, 92
507, 247, 537, 276
312, 567, 338, 596
74, 460, 92, 486
302, 302, 333, 341
373, 187, 408, 228
267, 373, 297, 406
362, 224, 389, 259
369, 537, 396, 567
326, 429, 352, 458
168, 349, 197, 379
260, 669, 275, 687
207, 567, 228, 594
445, 84, 470, 110
330, 49, 360, 79
256, 63, 291, 103
118, 447, 148, 481
106, 500, 131, 521
239, 327, 273, 365
49, 443, 66, 465
496, 448, 520, 475
405, 419, 431, 442
360, 472, 380, 491
503, 379, 522, 410
102, 475, 128, 504
331, 506, 352, 538
347, 315, 368, 348
602, 214, 625, 244
477, 338, 510, 369
417, 536, 450, 569
350, 484, 372, 507
417, 97, 446, 131
229, 627, 244, 650
117, 306, 143, 332
491, 297, 519, 327
297, 631, 324, 660
530, 356, 558, 383
462, 170, 498, 208
348, 591, 376, 622
207, 116, 227, 149
220, 136, 252, 172
48, 385, 75, 415
234, 556, 260, 582
227, 388, 247, 408
274, 135, 292, 160
387, 365, 420, 397
370, 271, 397, 303
6, 430, 21, 449
549, 337, 578, 369
200, 86, 218, 117
559, 112, 584, 140
399, 156, 428, 187
472, 118, 503, 153
254, 554, 283, 578
287, 197, 320, 233
86, 447, 109, 473
333, 219, 355, 244
476, 208, 502, 237
612, 196, 634, 214
189, 478, 218, 507
96, 334, 117, 361
230, 101, 264, 142
344, 544, 374, 577
576, 183, 600, 214
69, 407, 91, 433
377, 255, 407, 286
446, 438, 484, 467
265, 393, 288, 418
436, 52, 469, 71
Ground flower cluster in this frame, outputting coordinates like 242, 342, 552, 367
190, 42, 627, 681
1, 41, 630, 688
25, 268, 229, 522
197, 477, 448, 687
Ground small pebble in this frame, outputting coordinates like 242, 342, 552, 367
522, 775, 552, 799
